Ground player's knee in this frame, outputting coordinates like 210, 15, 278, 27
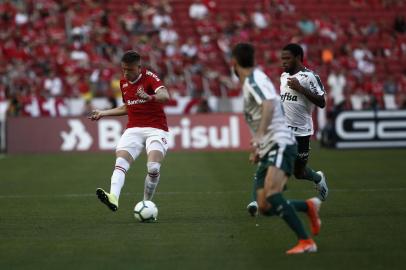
147, 162, 161, 177
257, 198, 270, 215
147, 141, 166, 156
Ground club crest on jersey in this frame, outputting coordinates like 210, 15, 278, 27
123, 83, 128, 88
281, 92, 298, 102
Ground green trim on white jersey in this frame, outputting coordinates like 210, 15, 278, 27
242, 69, 296, 158
248, 75, 266, 100
304, 67, 325, 93
280, 68, 325, 136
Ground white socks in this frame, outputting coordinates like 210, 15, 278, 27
110, 157, 130, 199
144, 162, 161, 200
109, 158, 160, 201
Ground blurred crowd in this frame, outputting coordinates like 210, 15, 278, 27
1, 0, 406, 117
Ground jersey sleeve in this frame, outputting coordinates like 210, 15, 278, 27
247, 74, 278, 105
307, 73, 325, 96
146, 70, 165, 93
119, 80, 125, 103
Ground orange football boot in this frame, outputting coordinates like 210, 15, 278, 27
286, 239, 317, 254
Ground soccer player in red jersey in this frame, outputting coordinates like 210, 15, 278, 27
88, 50, 170, 213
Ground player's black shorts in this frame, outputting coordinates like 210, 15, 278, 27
295, 135, 310, 164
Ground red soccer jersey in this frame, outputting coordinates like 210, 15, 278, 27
120, 68, 168, 131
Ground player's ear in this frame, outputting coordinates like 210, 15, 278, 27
230, 58, 238, 68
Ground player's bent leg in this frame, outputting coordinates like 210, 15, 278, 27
256, 188, 271, 215
293, 160, 307, 180
306, 197, 322, 235
315, 171, 328, 201
263, 166, 316, 254
287, 198, 322, 235
288, 200, 308, 213
144, 161, 161, 200
144, 141, 165, 200
96, 150, 133, 212
294, 160, 322, 185
111, 152, 132, 198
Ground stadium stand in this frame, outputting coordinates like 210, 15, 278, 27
1, 0, 406, 116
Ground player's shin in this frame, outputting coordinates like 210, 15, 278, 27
144, 162, 161, 200
267, 193, 309, 239
110, 157, 130, 200
288, 200, 308, 212
304, 167, 322, 183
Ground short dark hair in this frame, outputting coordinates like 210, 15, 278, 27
121, 50, 141, 64
283, 43, 304, 62
232, 43, 255, 68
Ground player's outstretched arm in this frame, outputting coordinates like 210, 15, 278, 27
88, 105, 127, 121
137, 87, 170, 103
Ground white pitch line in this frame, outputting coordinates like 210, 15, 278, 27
0, 188, 405, 199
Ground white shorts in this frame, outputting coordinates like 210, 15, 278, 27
116, 127, 169, 160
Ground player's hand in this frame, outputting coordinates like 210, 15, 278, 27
137, 87, 154, 101
249, 137, 260, 164
287, 77, 304, 93
88, 109, 103, 121
249, 151, 259, 164
251, 134, 263, 149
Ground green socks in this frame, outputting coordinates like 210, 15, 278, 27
251, 177, 257, 202
289, 200, 308, 212
267, 193, 309, 240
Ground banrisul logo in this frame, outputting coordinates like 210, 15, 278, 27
168, 116, 240, 149
60, 119, 93, 151
281, 92, 298, 102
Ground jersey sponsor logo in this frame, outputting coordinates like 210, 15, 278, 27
281, 92, 298, 102
299, 74, 308, 78
123, 83, 128, 88
146, 70, 160, 82
127, 99, 147, 105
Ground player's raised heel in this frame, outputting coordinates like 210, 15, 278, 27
315, 171, 328, 201
247, 201, 259, 217
96, 188, 118, 212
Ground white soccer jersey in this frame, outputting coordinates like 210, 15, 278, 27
243, 69, 295, 157
280, 68, 325, 136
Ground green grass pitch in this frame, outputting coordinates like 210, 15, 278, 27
1, 144, 406, 270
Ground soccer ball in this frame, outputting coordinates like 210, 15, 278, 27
133, 200, 158, 222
